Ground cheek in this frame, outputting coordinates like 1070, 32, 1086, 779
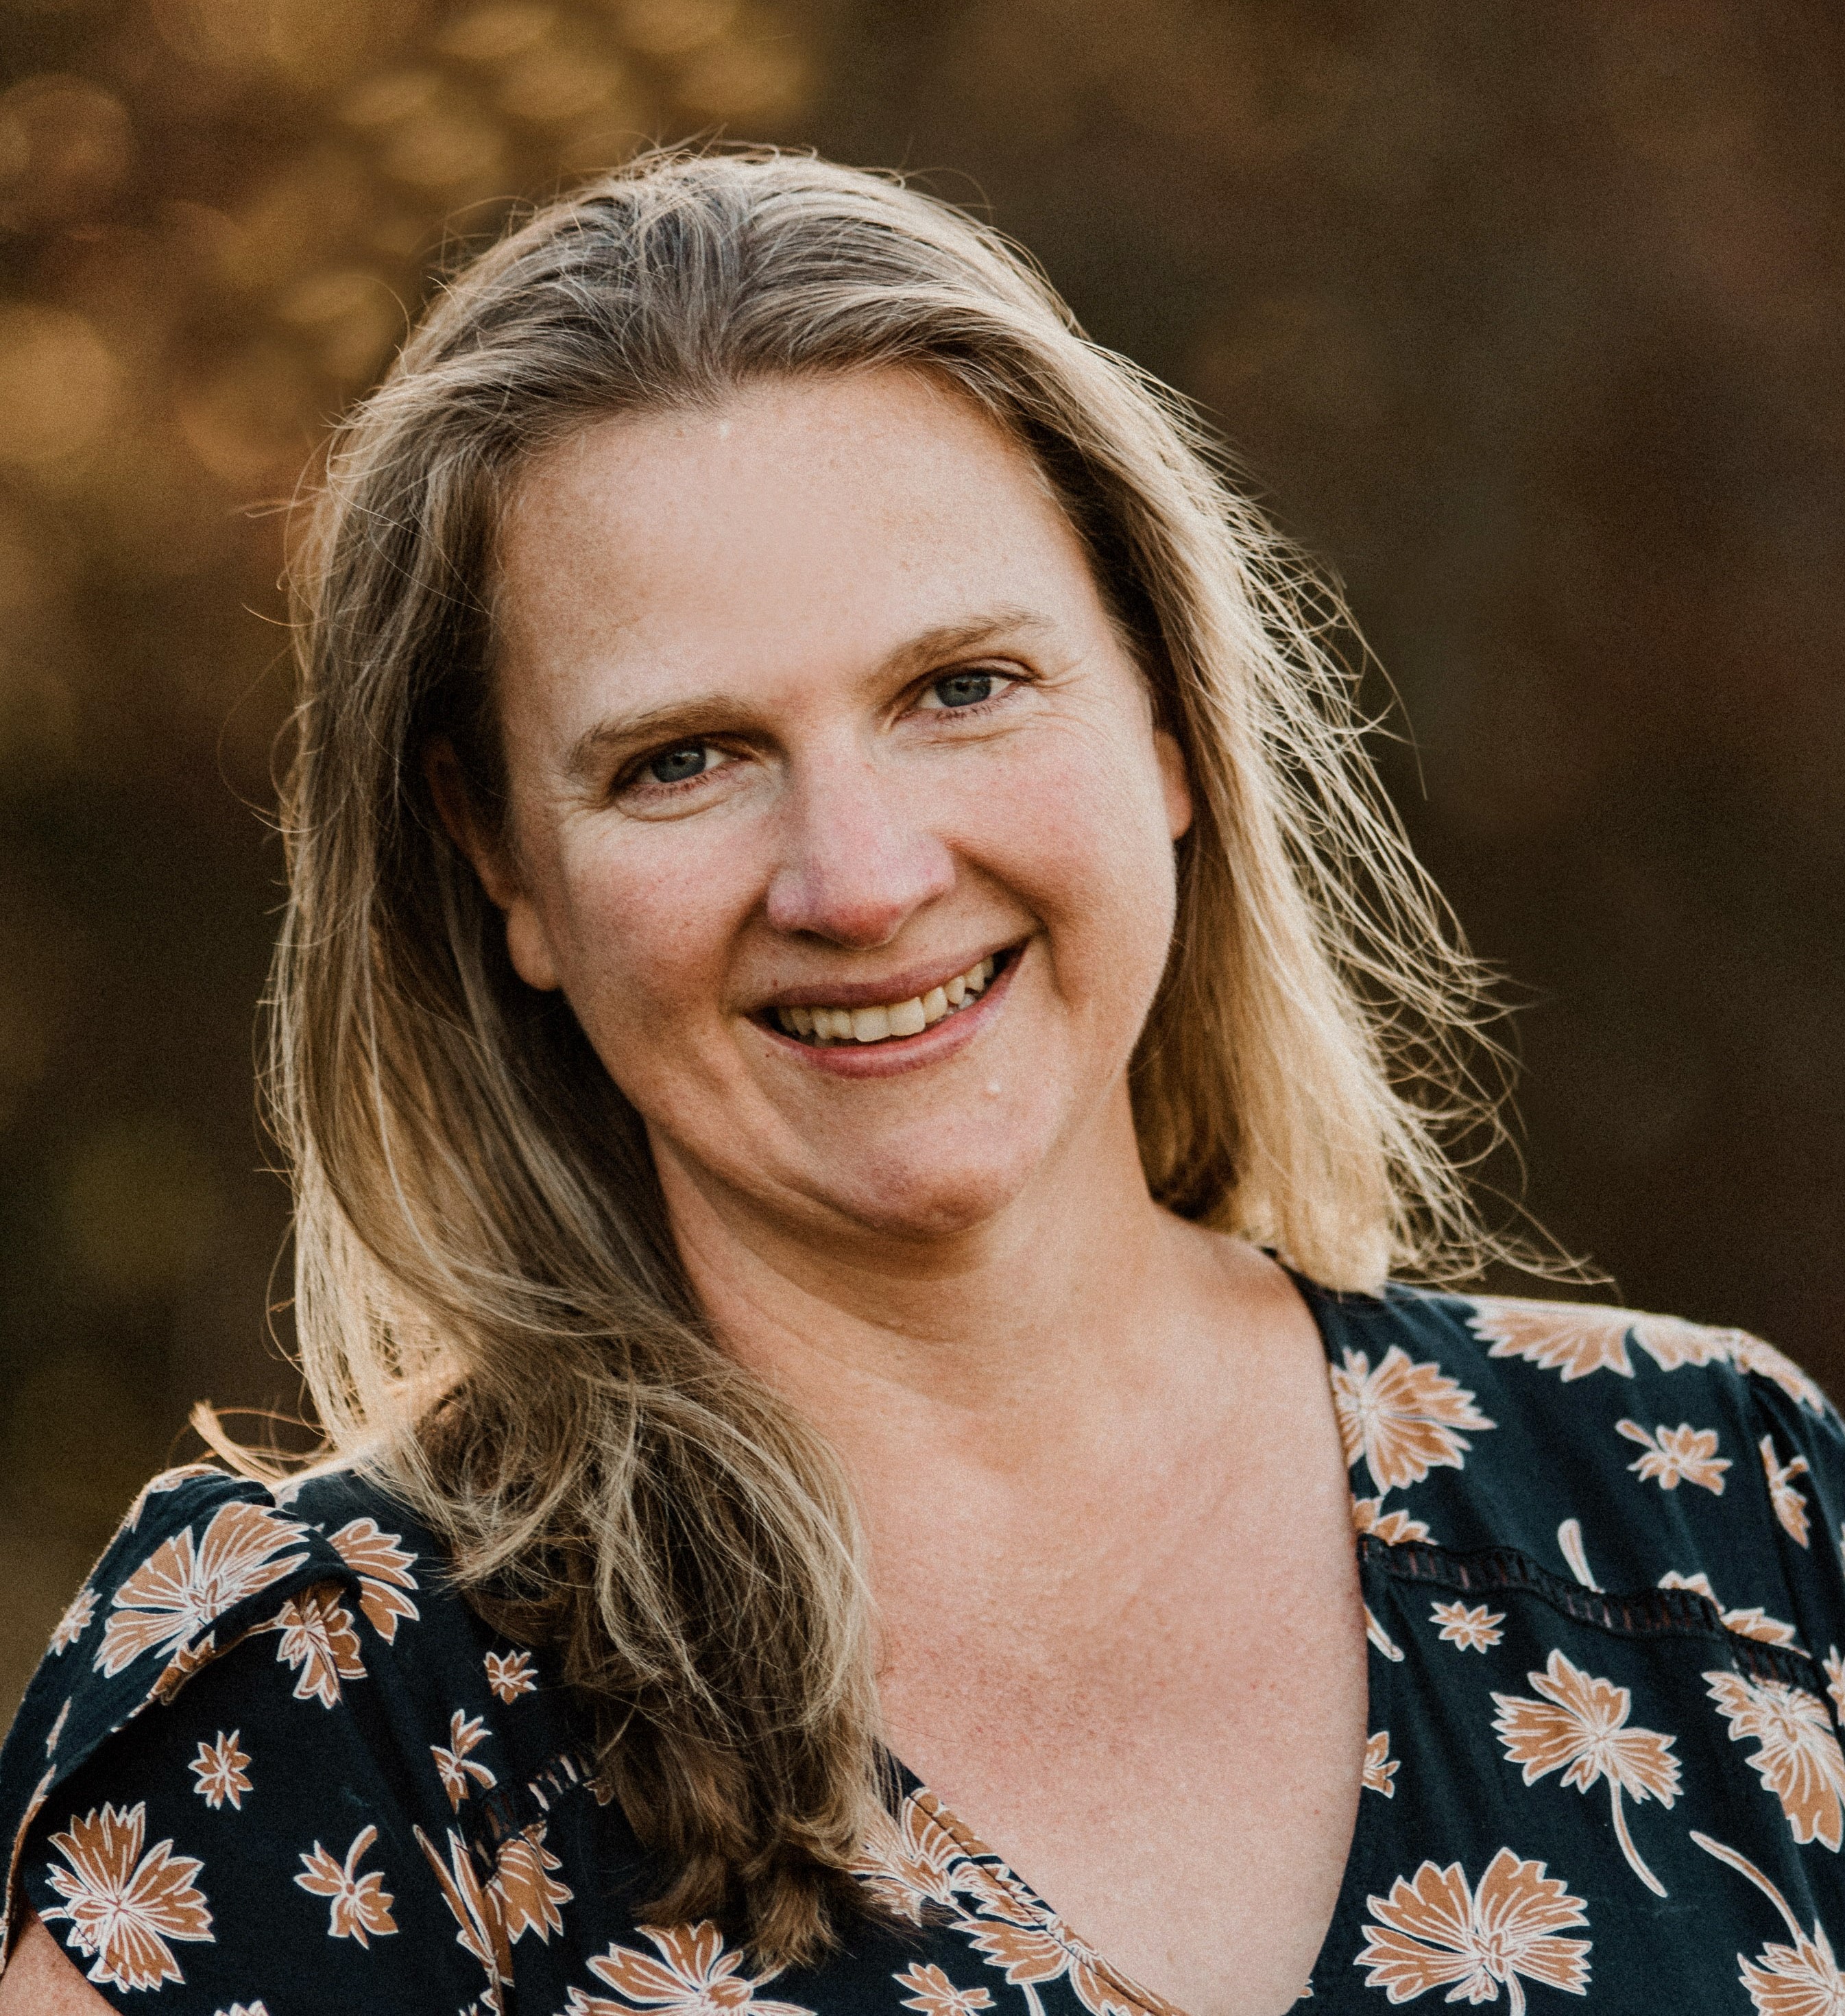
983, 731, 1180, 974
540, 826, 754, 1044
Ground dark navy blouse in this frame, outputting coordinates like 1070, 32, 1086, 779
4, 1283, 1845, 2013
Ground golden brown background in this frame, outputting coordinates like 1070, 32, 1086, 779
1, 0, 1841, 1719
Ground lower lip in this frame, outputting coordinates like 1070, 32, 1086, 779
755, 951, 1022, 1079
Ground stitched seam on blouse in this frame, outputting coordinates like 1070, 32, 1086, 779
469, 1747, 599, 1866
1360, 1534, 1823, 1692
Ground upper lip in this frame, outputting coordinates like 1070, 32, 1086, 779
751, 943, 1017, 1014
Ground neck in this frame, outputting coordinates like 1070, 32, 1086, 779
654, 1085, 1224, 1482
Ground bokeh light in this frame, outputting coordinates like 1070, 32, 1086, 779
1, 0, 1840, 1718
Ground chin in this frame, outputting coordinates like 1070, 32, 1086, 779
805, 1142, 1038, 1243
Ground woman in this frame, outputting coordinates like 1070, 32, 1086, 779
1, 149, 1840, 2016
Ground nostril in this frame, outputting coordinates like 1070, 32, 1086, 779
763, 813, 956, 946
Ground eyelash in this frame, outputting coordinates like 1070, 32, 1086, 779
614, 747, 733, 801
615, 667, 1026, 800
917, 667, 1023, 719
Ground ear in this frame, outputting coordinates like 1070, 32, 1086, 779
1154, 727, 1194, 843
426, 738, 518, 905
424, 739, 563, 992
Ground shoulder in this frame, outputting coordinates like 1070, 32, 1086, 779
1, 1467, 392, 1794
1314, 1281, 1845, 1646
11, 1462, 453, 1704
0, 1464, 596, 2003
7, 1467, 359, 1751
1321, 1280, 1836, 1451
0, 1461, 559, 1765
1444, 1287, 1830, 1415
0, 1465, 565, 1950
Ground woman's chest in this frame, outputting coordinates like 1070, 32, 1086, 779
886, 1653, 1366, 2015
1304, 1539, 1845, 2009
872, 1464, 1371, 2015
429, 1521, 1845, 2016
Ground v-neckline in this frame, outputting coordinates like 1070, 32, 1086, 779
875, 1270, 1373, 2016
875, 1758, 1196, 2016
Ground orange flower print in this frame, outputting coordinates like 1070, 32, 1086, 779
18, 1764, 51, 1833
564, 1922, 816, 2015
296, 1823, 397, 1945
1615, 1419, 1731, 1494
1657, 1328, 1829, 1413
1365, 1605, 1407, 1664
40, 1801, 213, 1992
1432, 1601, 1504, 1653
327, 1517, 421, 1642
1364, 1731, 1399, 1798
433, 1709, 498, 1809
95, 1500, 309, 1677
1356, 1848, 1591, 2011
853, 1789, 982, 1922
486, 1648, 538, 1703
215, 2004, 272, 2013
1491, 1649, 1680, 1895
45, 1699, 69, 1757
406, 1819, 572, 2009
1705, 1670, 1845, 1849
1693, 1831, 1845, 2015
417, 1823, 512, 2004
152, 1633, 221, 1707
1737, 1923, 1845, 2009
858, 1795, 1153, 2016
1628, 1312, 1741, 1374
1353, 1498, 1433, 1545
189, 1729, 252, 1811
491, 1823, 573, 1943
49, 1584, 97, 1655
962, 1905, 1144, 2016
1473, 1298, 1830, 1411
1762, 1437, 1813, 1548
269, 1583, 365, 1707
1659, 1571, 1798, 1648
1826, 1648, 1845, 1727
1469, 1299, 1643, 1381
1731, 1336, 1829, 1413
895, 1963, 994, 2016
1331, 1345, 1495, 1492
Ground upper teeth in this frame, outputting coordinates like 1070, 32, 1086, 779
776, 956, 997, 1044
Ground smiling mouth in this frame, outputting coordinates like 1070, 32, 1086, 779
767, 950, 1010, 1047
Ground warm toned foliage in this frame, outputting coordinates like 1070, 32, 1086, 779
2, 0, 1841, 1729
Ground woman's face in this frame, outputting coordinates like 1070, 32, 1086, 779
471, 368, 1192, 1248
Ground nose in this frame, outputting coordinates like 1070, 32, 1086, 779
764, 754, 955, 948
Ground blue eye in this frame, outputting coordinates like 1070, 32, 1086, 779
932, 672, 996, 708
648, 743, 710, 784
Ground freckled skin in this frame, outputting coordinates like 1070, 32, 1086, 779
431, 370, 1367, 2016
0, 1912, 115, 2012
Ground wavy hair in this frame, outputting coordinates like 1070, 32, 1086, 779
250, 147, 1506, 1963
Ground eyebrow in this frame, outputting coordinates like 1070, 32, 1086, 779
560, 605, 1057, 782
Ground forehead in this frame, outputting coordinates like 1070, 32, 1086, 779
490, 368, 1102, 703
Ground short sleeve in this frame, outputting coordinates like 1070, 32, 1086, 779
0, 1466, 500, 2013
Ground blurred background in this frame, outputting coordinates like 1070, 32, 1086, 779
1, 0, 1840, 1717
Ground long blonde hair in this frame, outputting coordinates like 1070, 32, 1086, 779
262, 146, 1501, 1961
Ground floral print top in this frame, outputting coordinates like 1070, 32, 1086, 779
4, 1282, 1845, 2014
